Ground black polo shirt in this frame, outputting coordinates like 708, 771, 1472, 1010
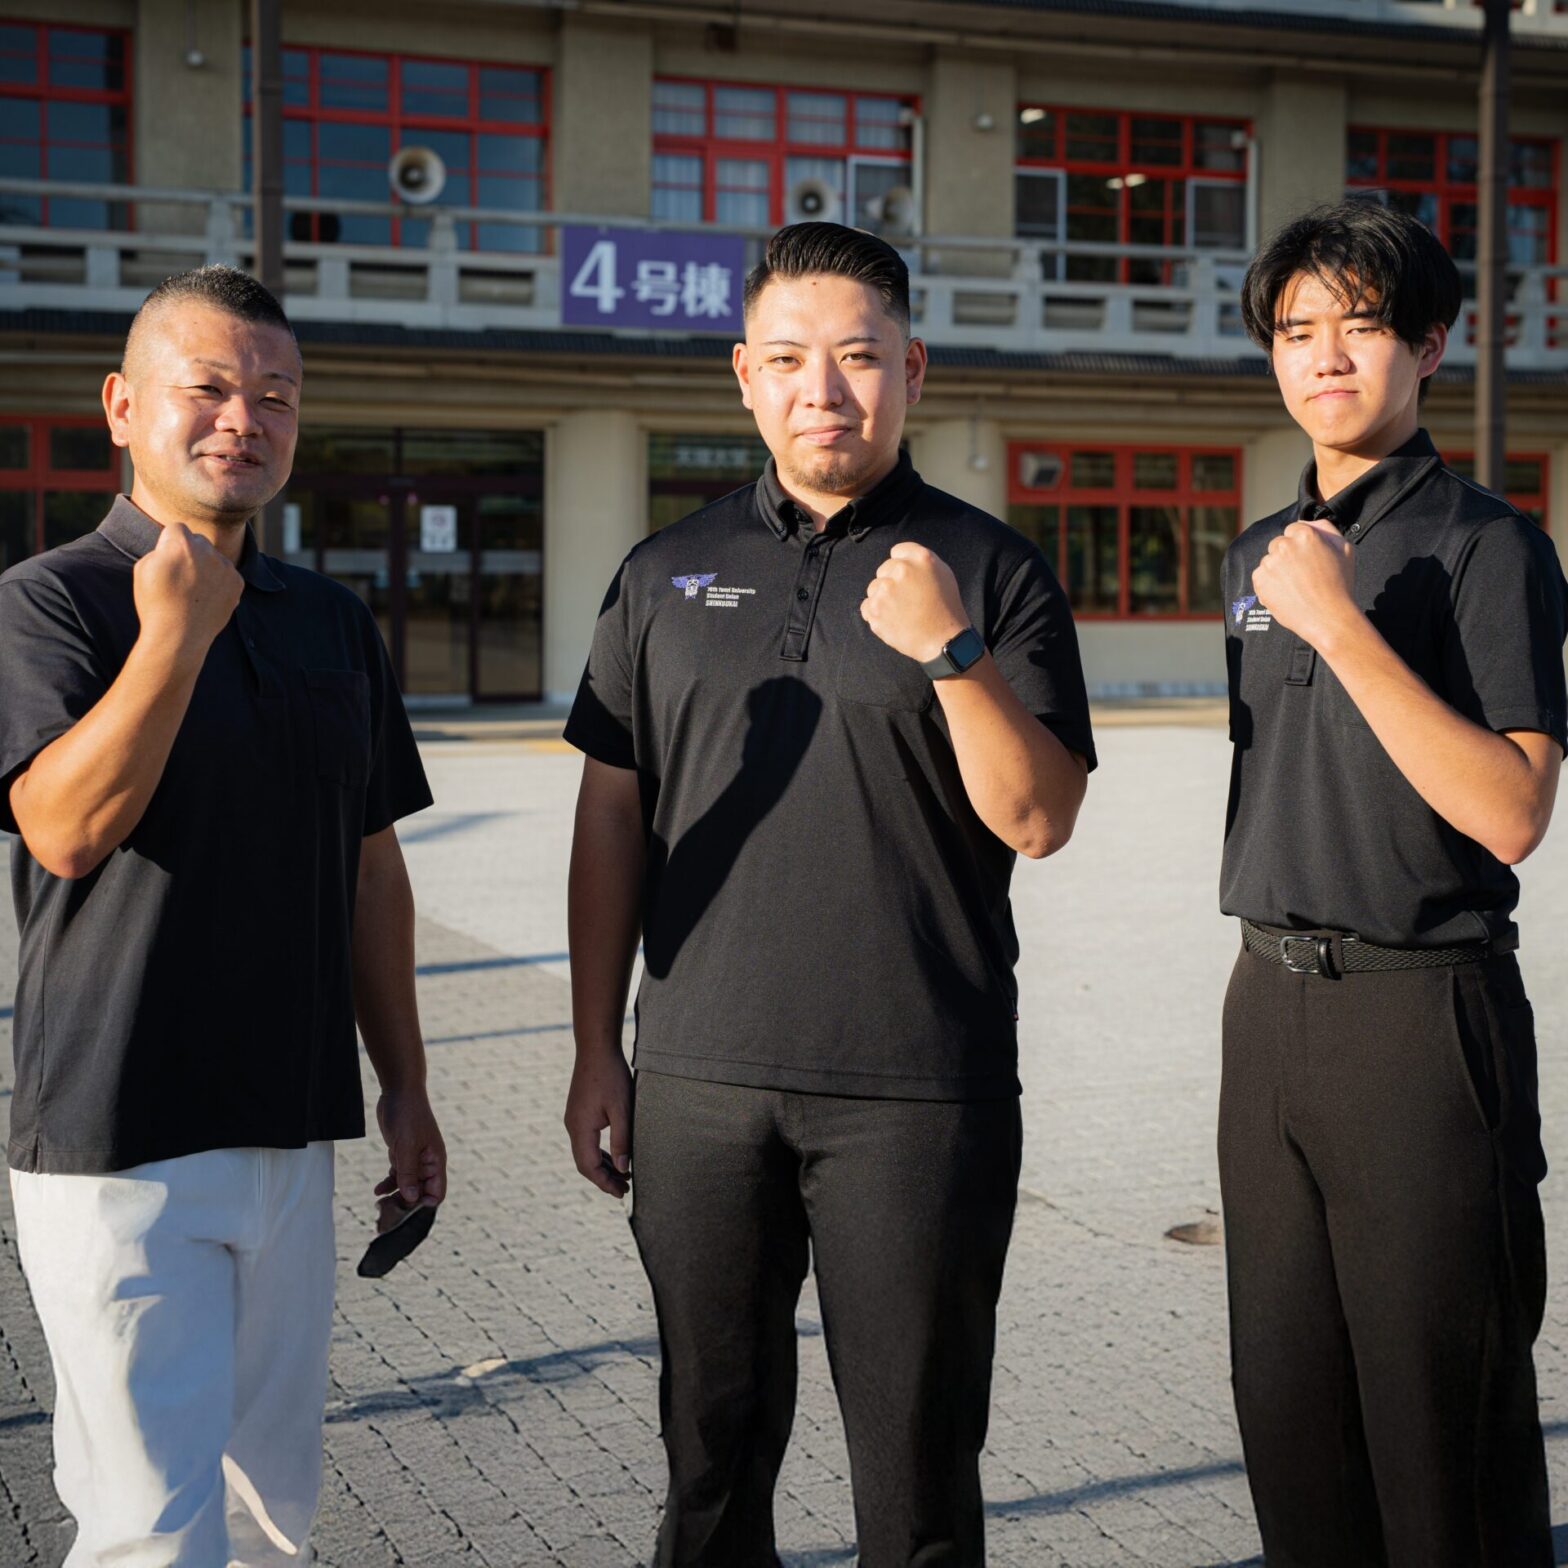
565, 452, 1095, 1101
1220, 430, 1568, 947
0, 497, 431, 1174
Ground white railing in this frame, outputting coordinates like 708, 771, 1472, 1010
0, 179, 1562, 367
1151, 0, 1568, 31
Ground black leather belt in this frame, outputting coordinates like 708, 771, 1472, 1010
1240, 918, 1496, 978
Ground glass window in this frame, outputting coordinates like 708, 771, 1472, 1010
787, 92, 846, 146
1071, 450, 1116, 488
1130, 116, 1182, 167
0, 24, 37, 86
49, 425, 111, 472
1510, 139, 1554, 189
652, 153, 704, 223
1191, 452, 1236, 491
1346, 130, 1379, 182
292, 428, 397, 475
714, 86, 774, 142
649, 433, 770, 531
1189, 506, 1236, 616
318, 53, 388, 113
855, 97, 907, 153
1016, 107, 1055, 163
1193, 122, 1245, 173
479, 67, 541, 124
653, 80, 706, 138
1128, 506, 1180, 615
1066, 113, 1118, 163
1016, 171, 1061, 239
402, 58, 469, 119
401, 428, 544, 476
1133, 452, 1177, 489
1065, 505, 1120, 613
1447, 135, 1478, 184
0, 424, 27, 468
1008, 503, 1058, 560
0, 489, 31, 573
48, 27, 123, 93
1386, 132, 1435, 181
715, 158, 769, 227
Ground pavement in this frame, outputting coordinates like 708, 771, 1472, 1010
3, 713, 1568, 1567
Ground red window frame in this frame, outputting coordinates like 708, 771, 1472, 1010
651, 77, 916, 227
242, 43, 551, 251
1447, 450, 1551, 532
0, 415, 121, 563
0, 18, 134, 228
1014, 106, 1250, 284
1008, 441, 1243, 620
1345, 127, 1558, 268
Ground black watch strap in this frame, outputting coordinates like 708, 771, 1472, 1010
921, 626, 985, 679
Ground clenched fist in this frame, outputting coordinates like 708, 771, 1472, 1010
132, 521, 244, 662
1251, 518, 1357, 650
860, 542, 970, 664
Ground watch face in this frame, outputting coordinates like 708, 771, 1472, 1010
949, 627, 985, 671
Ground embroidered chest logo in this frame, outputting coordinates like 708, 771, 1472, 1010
1232, 592, 1272, 633
670, 573, 757, 609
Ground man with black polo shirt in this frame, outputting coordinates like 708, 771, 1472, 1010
1220, 201, 1566, 1566
0, 266, 442, 1565
563, 223, 1094, 1567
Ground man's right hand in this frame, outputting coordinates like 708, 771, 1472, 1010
132, 521, 244, 661
565, 1048, 633, 1198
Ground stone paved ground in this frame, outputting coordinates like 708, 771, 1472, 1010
3, 719, 1568, 1567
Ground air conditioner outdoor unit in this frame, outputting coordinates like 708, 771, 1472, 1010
866, 185, 917, 239
787, 177, 842, 224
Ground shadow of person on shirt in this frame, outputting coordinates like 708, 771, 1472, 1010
643, 677, 822, 980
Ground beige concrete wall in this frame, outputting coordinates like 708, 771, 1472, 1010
5, 0, 130, 21
554, 15, 653, 217
1242, 424, 1309, 524
134, 0, 243, 214
924, 55, 1016, 241
1077, 621, 1225, 695
912, 416, 1006, 517
652, 35, 920, 95
544, 410, 645, 704
1550, 442, 1568, 576
1014, 69, 1260, 121
1256, 79, 1348, 243
282, 1, 552, 63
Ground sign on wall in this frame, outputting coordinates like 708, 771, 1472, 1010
419, 504, 459, 553
561, 226, 746, 333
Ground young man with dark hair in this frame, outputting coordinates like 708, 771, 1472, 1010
0, 265, 443, 1564
564, 221, 1094, 1566
1220, 201, 1566, 1566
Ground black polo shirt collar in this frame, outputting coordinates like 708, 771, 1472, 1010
98, 494, 284, 593
755, 449, 920, 541
1293, 429, 1442, 544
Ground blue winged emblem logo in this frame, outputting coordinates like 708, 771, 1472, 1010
672, 573, 719, 600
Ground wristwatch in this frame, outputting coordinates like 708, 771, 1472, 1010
920, 626, 986, 680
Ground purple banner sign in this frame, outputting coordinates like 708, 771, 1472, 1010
561, 226, 746, 332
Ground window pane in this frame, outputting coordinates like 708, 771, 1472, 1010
652, 153, 703, 223
477, 133, 541, 173
1510, 140, 1553, 190
0, 23, 37, 86
1192, 183, 1245, 250
0, 425, 26, 467
49, 425, 111, 472
648, 433, 770, 531
409, 127, 470, 175
1016, 171, 1061, 239
855, 97, 907, 152
48, 27, 123, 93
1191, 452, 1236, 491
401, 58, 469, 119
1507, 205, 1549, 268
1016, 107, 1055, 162
1065, 112, 1117, 163
1346, 129, 1379, 183
715, 158, 769, 227
292, 428, 396, 474
475, 173, 537, 209
403, 428, 542, 475
1386, 188, 1439, 232
1134, 452, 1177, 489
1064, 171, 1119, 275
1385, 132, 1434, 182
1128, 505, 1179, 614
1505, 456, 1545, 493
1006, 504, 1059, 560
1130, 117, 1182, 166
1194, 121, 1245, 173
319, 120, 391, 166
1065, 504, 1119, 613
1447, 135, 1478, 184
1071, 450, 1115, 488
318, 53, 388, 112
787, 92, 846, 147
0, 489, 31, 572
479, 67, 541, 124
43, 489, 107, 550
0, 97, 41, 185
714, 86, 774, 142
46, 101, 118, 145
283, 49, 310, 107
1189, 506, 1236, 616
653, 80, 705, 138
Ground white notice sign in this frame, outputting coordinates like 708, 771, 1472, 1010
282, 502, 302, 555
420, 504, 458, 553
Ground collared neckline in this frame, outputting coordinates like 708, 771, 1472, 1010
97, 494, 285, 592
1293, 428, 1442, 544
755, 449, 920, 542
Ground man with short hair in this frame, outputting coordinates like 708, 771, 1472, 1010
564, 222, 1095, 1566
0, 265, 444, 1565
1220, 201, 1565, 1566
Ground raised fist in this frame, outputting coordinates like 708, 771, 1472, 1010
860, 541, 970, 664
132, 521, 244, 661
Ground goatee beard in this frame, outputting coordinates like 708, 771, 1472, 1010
781, 448, 878, 498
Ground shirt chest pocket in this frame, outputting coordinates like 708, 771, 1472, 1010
834, 616, 936, 713
306, 670, 372, 787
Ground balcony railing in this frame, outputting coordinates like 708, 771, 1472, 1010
1, 178, 1563, 368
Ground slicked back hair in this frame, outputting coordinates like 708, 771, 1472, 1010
122, 264, 297, 378
1241, 200, 1462, 354
743, 223, 911, 338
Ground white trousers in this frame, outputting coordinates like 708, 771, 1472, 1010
10, 1143, 337, 1568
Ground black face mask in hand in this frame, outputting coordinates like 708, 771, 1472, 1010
357, 1196, 437, 1279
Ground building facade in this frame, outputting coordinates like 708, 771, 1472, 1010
3, 0, 1566, 702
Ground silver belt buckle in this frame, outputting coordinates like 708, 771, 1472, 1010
1280, 934, 1327, 975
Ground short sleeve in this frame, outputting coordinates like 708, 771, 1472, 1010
0, 573, 111, 834
359, 605, 433, 836
988, 548, 1097, 772
564, 560, 638, 771
1443, 516, 1568, 753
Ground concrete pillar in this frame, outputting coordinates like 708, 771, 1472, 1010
1255, 80, 1348, 245
1243, 423, 1310, 523
553, 14, 653, 217
1550, 439, 1568, 574
914, 417, 1006, 518
135, 0, 245, 236
922, 54, 1017, 280
545, 410, 645, 704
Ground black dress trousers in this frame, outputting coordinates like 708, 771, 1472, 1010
628, 1071, 1022, 1568
1218, 944, 1551, 1568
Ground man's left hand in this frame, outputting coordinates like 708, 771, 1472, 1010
861, 542, 970, 664
375, 1086, 447, 1217
1251, 519, 1358, 650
